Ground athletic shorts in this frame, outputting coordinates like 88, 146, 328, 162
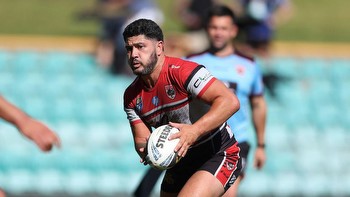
161, 124, 242, 193
237, 141, 251, 177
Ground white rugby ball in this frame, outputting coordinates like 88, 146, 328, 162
147, 125, 181, 170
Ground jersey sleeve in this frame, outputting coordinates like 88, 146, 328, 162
123, 89, 142, 125
183, 64, 216, 98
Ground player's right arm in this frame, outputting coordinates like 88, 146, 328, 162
123, 89, 152, 163
130, 122, 151, 163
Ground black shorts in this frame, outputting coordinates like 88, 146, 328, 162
161, 124, 242, 193
238, 141, 251, 176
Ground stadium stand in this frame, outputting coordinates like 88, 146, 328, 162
0, 50, 349, 197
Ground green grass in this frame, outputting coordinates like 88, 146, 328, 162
276, 0, 350, 42
0, 0, 97, 36
0, 0, 349, 42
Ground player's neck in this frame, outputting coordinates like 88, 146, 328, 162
209, 44, 234, 57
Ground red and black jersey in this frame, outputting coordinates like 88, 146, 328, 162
123, 56, 216, 129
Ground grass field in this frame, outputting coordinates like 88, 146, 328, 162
0, 0, 349, 43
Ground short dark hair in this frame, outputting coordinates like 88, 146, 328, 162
206, 5, 236, 25
123, 19, 164, 42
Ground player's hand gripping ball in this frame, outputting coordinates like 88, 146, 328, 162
147, 125, 181, 170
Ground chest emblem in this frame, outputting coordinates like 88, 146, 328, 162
236, 65, 245, 75
136, 96, 143, 112
152, 96, 159, 106
165, 85, 176, 99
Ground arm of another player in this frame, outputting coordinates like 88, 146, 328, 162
130, 122, 152, 164
170, 79, 240, 157
0, 95, 60, 152
250, 95, 267, 169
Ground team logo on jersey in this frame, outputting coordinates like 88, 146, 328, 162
236, 65, 245, 75
226, 162, 235, 171
152, 96, 159, 106
165, 85, 176, 99
136, 96, 143, 112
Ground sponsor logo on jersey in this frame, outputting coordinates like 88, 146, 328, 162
152, 96, 159, 106
165, 85, 176, 99
136, 96, 143, 112
193, 72, 211, 88
170, 64, 180, 69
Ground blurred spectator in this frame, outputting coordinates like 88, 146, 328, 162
79, 0, 164, 75
233, 0, 293, 58
93, 0, 131, 74
172, 0, 215, 54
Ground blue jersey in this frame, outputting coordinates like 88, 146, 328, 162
185, 51, 264, 143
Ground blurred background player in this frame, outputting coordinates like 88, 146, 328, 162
78, 0, 164, 75
0, 95, 61, 196
233, 0, 293, 58
185, 5, 267, 196
173, 0, 214, 54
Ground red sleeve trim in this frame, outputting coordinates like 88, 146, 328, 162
130, 119, 142, 126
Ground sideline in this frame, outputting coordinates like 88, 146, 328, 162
271, 41, 350, 58
0, 35, 350, 58
0, 35, 97, 53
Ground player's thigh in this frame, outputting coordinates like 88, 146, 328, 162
222, 175, 242, 197
178, 170, 224, 197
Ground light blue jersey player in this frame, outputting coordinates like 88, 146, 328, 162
185, 5, 267, 197
185, 52, 263, 143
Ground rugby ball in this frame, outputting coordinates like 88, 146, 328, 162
147, 125, 181, 170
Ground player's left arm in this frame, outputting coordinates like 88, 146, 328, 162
194, 79, 240, 135
250, 95, 267, 169
0, 95, 61, 152
170, 79, 240, 157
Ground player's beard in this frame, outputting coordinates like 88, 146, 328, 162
141, 51, 158, 75
131, 51, 158, 76
211, 39, 229, 51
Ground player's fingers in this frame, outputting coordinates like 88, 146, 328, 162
40, 134, 60, 152
140, 155, 149, 165
168, 121, 181, 129
179, 147, 188, 158
145, 155, 151, 164
254, 159, 263, 169
168, 131, 181, 141
139, 147, 145, 153
173, 132, 187, 152
174, 141, 181, 153
40, 143, 53, 152
177, 141, 190, 157
53, 135, 61, 148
